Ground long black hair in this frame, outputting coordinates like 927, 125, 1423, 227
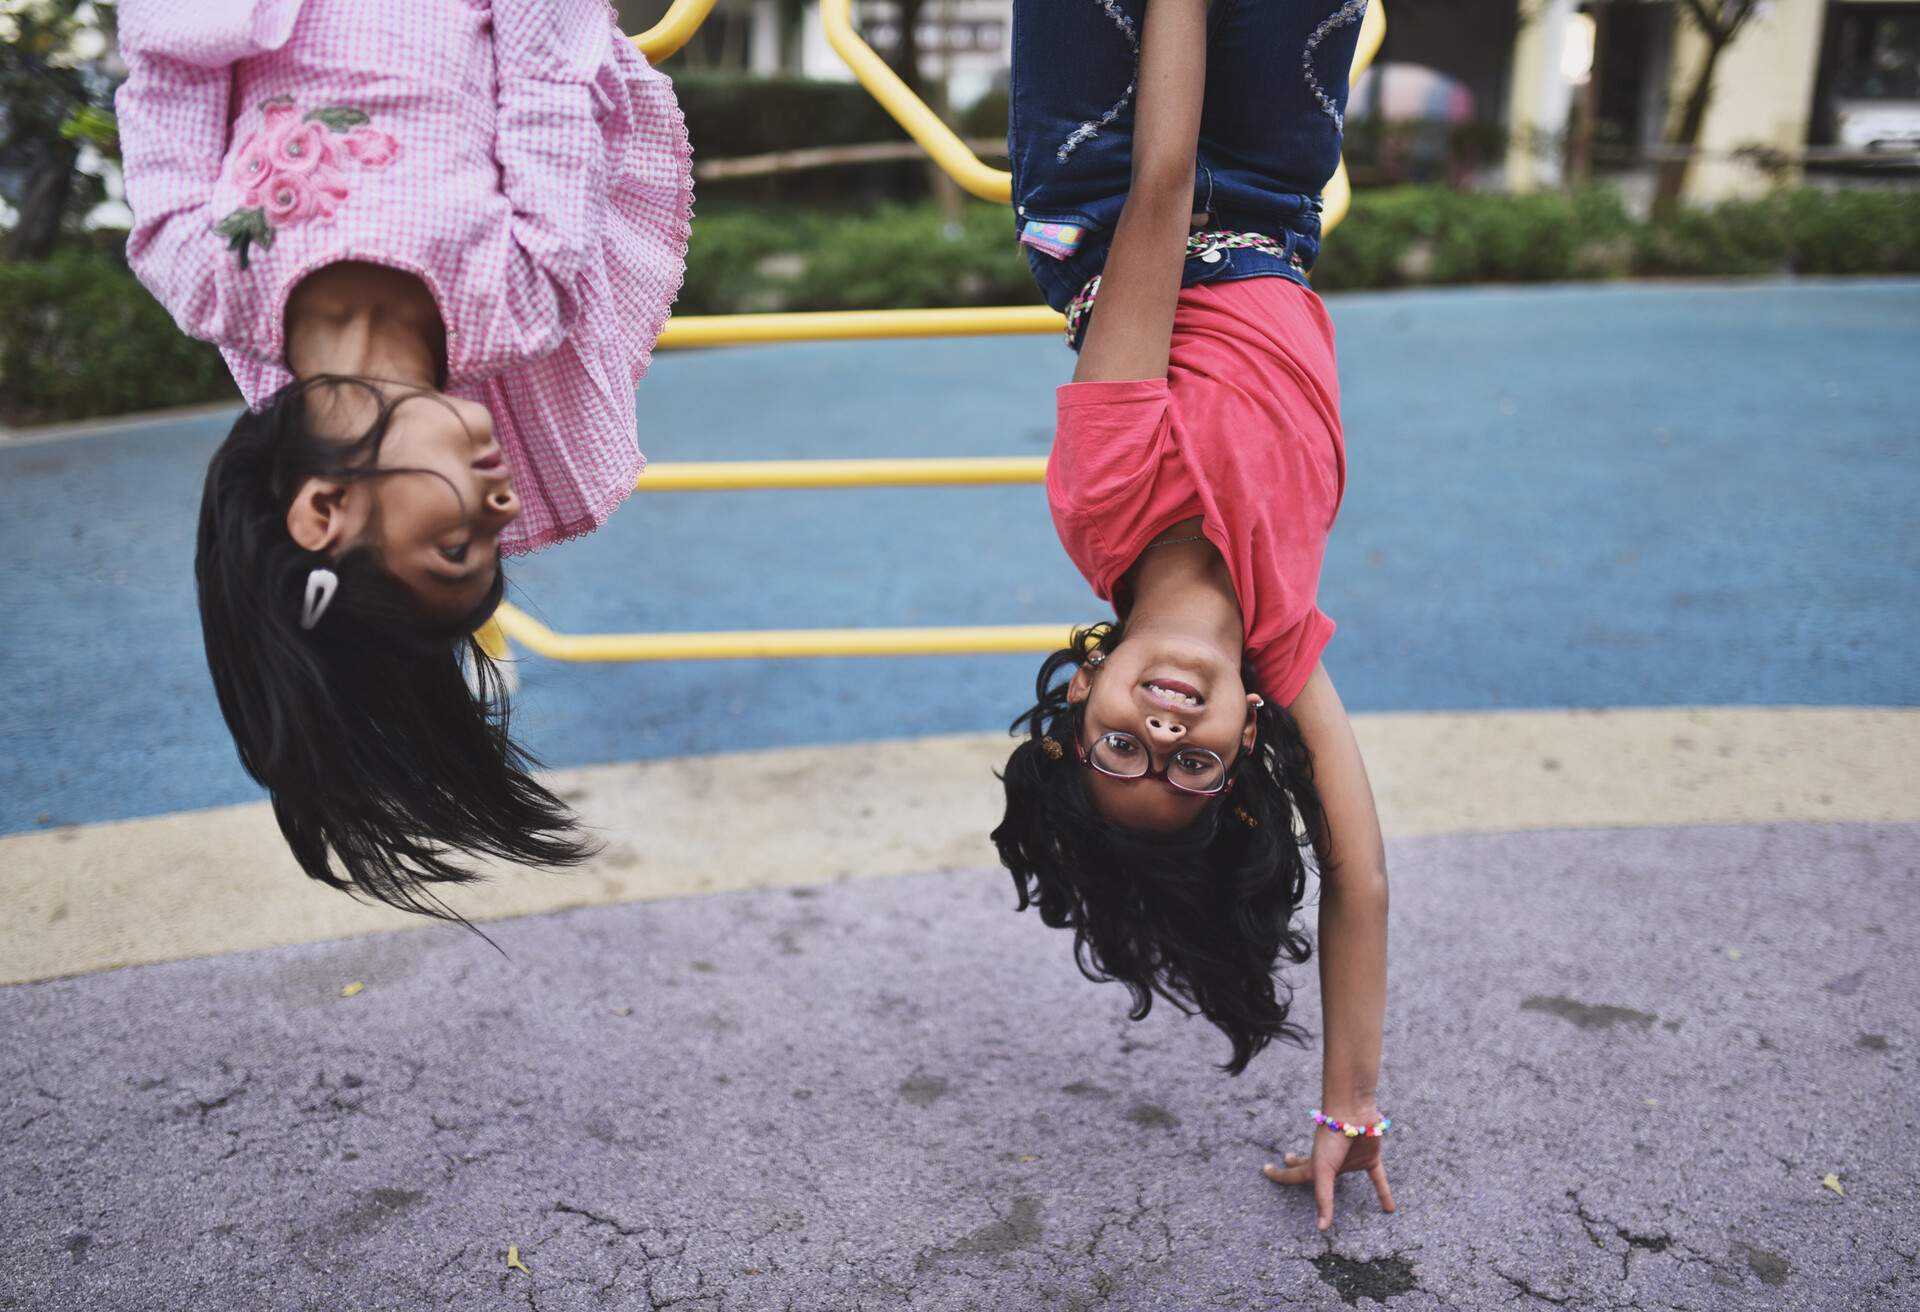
991, 622, 1328, 1074
196, 377, 594, 918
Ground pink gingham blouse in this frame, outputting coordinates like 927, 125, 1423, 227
116, 0, 694, 554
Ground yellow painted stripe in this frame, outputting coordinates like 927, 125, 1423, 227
2, 707, 1913, 987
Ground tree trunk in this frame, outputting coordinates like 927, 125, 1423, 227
3, 142, 80, 262
1566, 4, 1604, 188
892, 0, 926, 93
1651, 34, 1725, 218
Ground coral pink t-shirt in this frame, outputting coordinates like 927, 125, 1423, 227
1047, 277, 1346, 707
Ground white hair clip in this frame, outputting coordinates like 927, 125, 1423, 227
299, 567, 339, 631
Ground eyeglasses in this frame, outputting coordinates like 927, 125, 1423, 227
1072, 707, 1233, 796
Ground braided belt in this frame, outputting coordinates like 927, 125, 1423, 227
1062, 230, 1299, 346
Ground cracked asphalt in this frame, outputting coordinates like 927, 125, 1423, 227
4, 823, 1915, 1310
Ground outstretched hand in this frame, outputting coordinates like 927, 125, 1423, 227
1263, 1125, 1396, 1232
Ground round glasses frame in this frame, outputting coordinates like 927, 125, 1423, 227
1071, 707, 1235, 797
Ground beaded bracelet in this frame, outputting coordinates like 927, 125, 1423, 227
1311, 1109, 1392, 1139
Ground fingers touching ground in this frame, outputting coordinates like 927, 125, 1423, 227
1261, 1153, 1312, 1186
1261, 1153, 1396, 1231
1369, 1161, 1397, 1213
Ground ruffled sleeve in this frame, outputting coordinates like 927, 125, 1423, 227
115, 0, 304, 348
464, 4, 692, 555
449, 0, 619, 379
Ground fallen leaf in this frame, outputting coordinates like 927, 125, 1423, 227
610, 1006, 632, 1017
1822, 1174, 1845, 1198
339, 981, 365, 998
507, 1244, 531, 1274
1018, 1154, 1039, 1163
1725, 949, 1744, 962
1642, 1099, 1660, 1108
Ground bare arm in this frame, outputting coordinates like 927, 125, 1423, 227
1070, 0, 1209, 384
1264, 663, 1394, 1230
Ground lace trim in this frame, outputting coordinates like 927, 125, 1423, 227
622, 40, 695, 388
501, 449, 647, 557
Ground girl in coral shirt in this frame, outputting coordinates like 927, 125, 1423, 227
991, 0, 1394, 1230
115, 0, 692, 915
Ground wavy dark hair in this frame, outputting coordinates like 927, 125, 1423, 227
991, 621, 1328, 1074
196, 377, 594, 918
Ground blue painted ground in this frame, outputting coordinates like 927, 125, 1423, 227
2, 279, 1916, 834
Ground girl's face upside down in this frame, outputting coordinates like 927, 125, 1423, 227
285, 382, 519, 622
1066, 633, 1261, 834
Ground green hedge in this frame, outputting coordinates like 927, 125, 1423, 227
680, 203, 1038, 315
685, 186, 1920, 315
0, 252, 234, 426
7, 187, 1919, 425
1313, 185, 1920, 290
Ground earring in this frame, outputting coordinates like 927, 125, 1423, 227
1041, 737, 1065, 760
1250, 695, 1266, 708
1085, 649, 1106, 668
1233, 805, 1259, 829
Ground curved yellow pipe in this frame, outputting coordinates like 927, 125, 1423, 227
630, 0, 722, 63
820, 0, 1012, 203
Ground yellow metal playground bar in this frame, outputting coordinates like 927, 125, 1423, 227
477, 0, 1384, 666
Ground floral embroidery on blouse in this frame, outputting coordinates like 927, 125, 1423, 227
214, 98, 400, 269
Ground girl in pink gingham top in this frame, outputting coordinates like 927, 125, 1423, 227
115, 0, 693, 916
118, 0, 691, 555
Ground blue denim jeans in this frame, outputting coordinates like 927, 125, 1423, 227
1009, 0, 1369, 319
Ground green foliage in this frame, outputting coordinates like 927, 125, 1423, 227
680, 203, 1036, 315
1314, 185, 1920, 289
1778, 189, 1920, 275
1635, 197, 1790, 276
955, 89, 1009, 142
58, 102, 120, 156
0, 252, 233, 425
785, 205, 1035, 311
8, 187, 1917, 425
676, 205, 821, 316
685, 186, 1920, 318
1, 0, 121, 252
1448, 192, 1590, 281
1309, 187, 1451, 291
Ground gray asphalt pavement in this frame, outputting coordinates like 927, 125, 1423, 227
5, 822, 1914, 1310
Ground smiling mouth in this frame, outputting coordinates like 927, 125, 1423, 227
1143, 679, 1205, 710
